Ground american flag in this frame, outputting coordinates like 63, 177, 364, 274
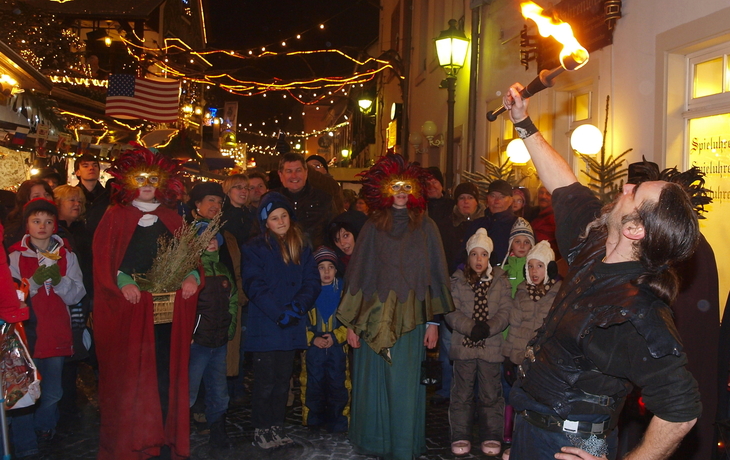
106, 75, 180, 123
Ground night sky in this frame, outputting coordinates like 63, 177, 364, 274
205, 0, 379, 147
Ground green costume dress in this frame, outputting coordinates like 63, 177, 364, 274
337, 207, 454, 460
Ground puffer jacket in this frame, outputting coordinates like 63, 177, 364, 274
446, 266, 513, 362
502, 279, 562, 363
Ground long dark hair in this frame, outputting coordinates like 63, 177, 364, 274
634, 183, 699, 303
6, 179, 54, 225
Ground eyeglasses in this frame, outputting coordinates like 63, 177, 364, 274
390, 181, 413, 193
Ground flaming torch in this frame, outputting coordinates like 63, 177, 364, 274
487, 2, 590, 121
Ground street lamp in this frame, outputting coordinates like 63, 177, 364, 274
358, 97, 373, 113
435, 19, 469, 188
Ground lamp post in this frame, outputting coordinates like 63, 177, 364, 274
435, 19, 469, 189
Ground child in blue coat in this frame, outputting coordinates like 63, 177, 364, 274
241, 192, 320, 450
301, 246, 349, 433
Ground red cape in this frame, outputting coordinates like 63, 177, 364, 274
93, 204, 199, 460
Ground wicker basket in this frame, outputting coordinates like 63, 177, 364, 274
152, 292, 176, 324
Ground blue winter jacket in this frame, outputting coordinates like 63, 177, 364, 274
241, 233, 321, 352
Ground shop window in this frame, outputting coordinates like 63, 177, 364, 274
693, 57, 724, 98
572, 92, 591, 122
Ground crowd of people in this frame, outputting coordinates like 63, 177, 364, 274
0, 83, 717, 460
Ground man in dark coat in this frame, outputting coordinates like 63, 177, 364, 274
276, 152, 336, 248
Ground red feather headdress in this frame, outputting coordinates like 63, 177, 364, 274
357, 152, 432, 212
107, 143, 184, 207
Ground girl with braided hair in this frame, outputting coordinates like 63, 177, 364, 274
337, 153, 454, 460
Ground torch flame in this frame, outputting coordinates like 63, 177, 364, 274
521, 2, 589, 71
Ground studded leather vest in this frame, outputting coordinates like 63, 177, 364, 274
519, 235, 683, 419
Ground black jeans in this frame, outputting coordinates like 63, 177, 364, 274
251, 350, 296, 429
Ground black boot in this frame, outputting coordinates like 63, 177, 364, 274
209, 417, 232, 448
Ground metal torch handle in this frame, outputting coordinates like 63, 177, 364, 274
486, 67, 565, 122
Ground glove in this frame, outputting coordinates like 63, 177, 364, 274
276, 308, 302, 328
469, 322, 490, 342
290, 300, 306, 316
45, 264, 61, 286
31, 265, 49, 285
503, 358, 518, 386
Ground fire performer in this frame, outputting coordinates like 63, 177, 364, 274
502, 85, 702, 460
93, 146, 199, 460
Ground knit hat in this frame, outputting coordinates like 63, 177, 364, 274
313, 246, 338, 266
453, 182, 479, 201
466, 228, 493, 255
23, 198, 58, 232
306, 154, 329, 173
525, 240, 555, 285
502, 217, 536, 266
487, 179, 513, 197
257, 191, 296, 231
188, 182, 225, 210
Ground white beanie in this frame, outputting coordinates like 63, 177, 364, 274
525, 240, 555, 285
466, 228, 493, 280
502, 217, 536, 266
466, 228, 493, 255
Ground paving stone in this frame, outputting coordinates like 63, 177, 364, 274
17, 363, 505, 460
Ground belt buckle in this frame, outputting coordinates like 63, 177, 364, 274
562, 420, 579, 434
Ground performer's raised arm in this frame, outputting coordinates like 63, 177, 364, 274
503, 83, 578, 193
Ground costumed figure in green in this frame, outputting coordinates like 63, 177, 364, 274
337, 153, 454, 460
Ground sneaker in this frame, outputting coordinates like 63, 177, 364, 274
253, 428, 277, 450
36, 429, 55, 444
271, 425, 294, 447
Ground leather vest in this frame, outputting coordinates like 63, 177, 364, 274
519, 236, 683, 419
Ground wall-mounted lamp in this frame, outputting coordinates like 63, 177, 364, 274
341, 148, 350, 158
571, 123, 603, 155
358, 97, 373, 113
409, 121, 444, 154
506, 138, 530, 164
421, 121, 443, 147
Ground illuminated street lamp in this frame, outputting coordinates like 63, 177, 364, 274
435, 19, 469, 188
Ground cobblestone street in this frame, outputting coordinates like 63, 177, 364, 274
19, 362, 504, 460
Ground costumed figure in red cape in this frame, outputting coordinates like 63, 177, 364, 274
92, 145, 200, 460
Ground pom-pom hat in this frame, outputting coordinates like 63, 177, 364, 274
466, 228, 493, 255
525, 240, 555, 285
502, 217, 536, 266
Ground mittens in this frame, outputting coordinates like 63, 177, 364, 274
469, 322, 491, 342
45, 264, 61, 286
32, 265, 48, 285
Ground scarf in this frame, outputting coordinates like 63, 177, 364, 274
131, 200, 161, 227
526, 278, 556, 302
463, 276, 491, 348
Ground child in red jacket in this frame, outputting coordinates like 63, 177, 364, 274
7, 198, 85, 457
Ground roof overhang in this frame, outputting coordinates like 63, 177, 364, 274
0, 41, 53, 93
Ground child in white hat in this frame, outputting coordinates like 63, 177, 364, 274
446, 228, 513, 457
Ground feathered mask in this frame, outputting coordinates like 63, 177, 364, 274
358, 153, 432, 212
107, 143, 184, 207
